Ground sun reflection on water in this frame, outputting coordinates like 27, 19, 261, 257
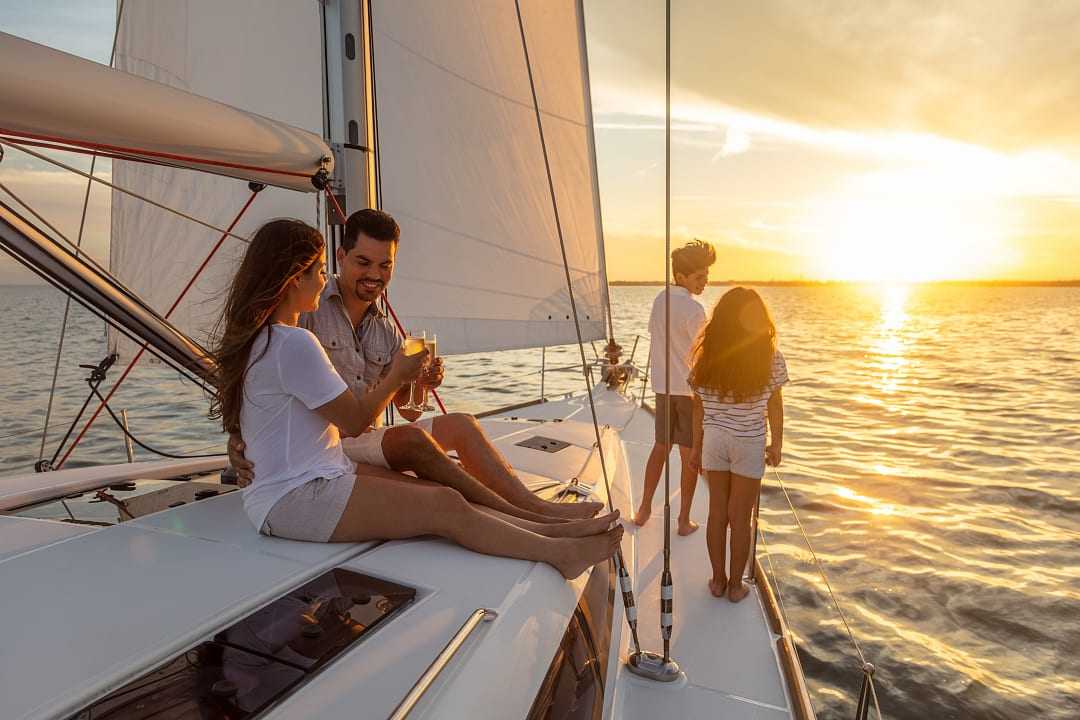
870, 284, 911, 394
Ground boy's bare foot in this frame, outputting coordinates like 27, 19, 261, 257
538, 499, 604, 520
727, 580, 751, 603
552, 525, 624, 580
708, 577, 727, 598
632, 507, 650, 526
536, 511, 620, 539
677, 518, 700, 536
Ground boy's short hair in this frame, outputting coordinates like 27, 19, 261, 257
343, 209, 400, 251
671, 239, 716, 277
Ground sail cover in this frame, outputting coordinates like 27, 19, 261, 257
370, 0, 610, 354
108, 0, 325, 360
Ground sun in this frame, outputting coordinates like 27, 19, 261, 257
806, 173, 1016, 283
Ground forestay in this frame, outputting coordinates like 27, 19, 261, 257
370, 0, 610, 355
108, 0, 325, 361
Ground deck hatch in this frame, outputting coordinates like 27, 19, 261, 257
515, 436, 572, 453
74, 568, 415, 719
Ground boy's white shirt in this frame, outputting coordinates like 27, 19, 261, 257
647, 285, 707, 396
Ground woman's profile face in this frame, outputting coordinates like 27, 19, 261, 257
295, 249, 328, 313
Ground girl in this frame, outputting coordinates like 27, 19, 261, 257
208, 219, 621, 579
689, 287, 787, 602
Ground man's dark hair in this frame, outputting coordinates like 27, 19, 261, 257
343, 208, 400, 251
671, 238, 716, 277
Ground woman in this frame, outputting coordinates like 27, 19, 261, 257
209, 219, 621, 579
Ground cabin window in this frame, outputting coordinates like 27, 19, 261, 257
71, 568, 415, 719
526, 558, 615, 720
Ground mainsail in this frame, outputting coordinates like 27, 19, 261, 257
107, 0, 609, 358
371, 0, 610, 354
107, 0, 326, 360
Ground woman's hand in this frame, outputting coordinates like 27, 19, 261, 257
227, 433, 254, 487
420, 356, 445, 389
765, 443, 782, 467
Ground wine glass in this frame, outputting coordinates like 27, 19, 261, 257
420, 333, 438, 411
401, 330, 426, 412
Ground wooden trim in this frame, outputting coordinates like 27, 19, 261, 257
777, 635, 816, 720
755, 557, 784, 635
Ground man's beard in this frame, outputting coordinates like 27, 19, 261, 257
354, 278, 384, 301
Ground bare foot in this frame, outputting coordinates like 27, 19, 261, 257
708, 577, 727, 597
552, 525, 625, 580
677, 518, 700, 536
727, 580, 751, 603
535, 499, 603, 521
535, 511, 620, 539
632, 507, 651, 526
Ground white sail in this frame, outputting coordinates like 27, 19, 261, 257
370, 0, 610, 355
107, 0, 325, 360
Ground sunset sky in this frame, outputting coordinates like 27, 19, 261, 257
3, 0, 1080, 283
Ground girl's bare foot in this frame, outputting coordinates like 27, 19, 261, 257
632, 507, 650, 526
727, 580, 751, 603
677, 518, 700, 536
709, 577, 727, 597
535, 511, 620, 539
552, 525, 624, 580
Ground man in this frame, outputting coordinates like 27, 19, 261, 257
229, 209, 599, 521
633, 239, 716, 535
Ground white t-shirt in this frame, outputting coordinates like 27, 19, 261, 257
240, 324, 356, 530
648, 285, 707, 396
694, 350, 789, 440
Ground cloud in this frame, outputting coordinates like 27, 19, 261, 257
586, 0, 1080, 153
712, 127, 751, 161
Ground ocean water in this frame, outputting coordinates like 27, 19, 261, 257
1, 283, 1078, 720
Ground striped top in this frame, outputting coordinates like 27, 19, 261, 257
693, 351, 788, 440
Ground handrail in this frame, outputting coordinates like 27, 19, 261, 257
388, 608, 498, 720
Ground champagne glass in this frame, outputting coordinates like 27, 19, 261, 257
420, 333, 438, 411
401, 330, 426, 412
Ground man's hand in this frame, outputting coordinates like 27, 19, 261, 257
419, 356, 444, 389
388, 347, 428, 385
227, 432, 254, 487
765, 443, 782, 467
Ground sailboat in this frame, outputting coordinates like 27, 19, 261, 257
0, 2, 824, 718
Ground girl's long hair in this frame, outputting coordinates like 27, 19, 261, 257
208, 219, 324, 433
688, 286, 777, 401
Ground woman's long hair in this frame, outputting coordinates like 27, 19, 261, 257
209, 219, 324, 433
688, 286, 777, 401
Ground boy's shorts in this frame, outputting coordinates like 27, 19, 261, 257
654, 393, 694, 448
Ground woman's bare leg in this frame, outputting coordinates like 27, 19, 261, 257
381, 425, 577, 524
705, 470, 731, 597
330, 471, 623, 579
726, 472, 762, 602
430, 413, 603, 519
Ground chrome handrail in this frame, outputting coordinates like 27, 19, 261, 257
388, 607, 498, 720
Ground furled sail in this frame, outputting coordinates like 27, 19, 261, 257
370, 0, 610, 355
107, 1, 326, 360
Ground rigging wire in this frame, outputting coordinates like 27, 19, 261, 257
659, 0, 675, 662
54, 186, 262, 469
770, 466, 883, 719
37, 0, 125, 463
86, 384, 221, 460
0, 140, 253, 246
512, 0, 643, 655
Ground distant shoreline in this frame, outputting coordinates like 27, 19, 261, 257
609, 279, 1080, 287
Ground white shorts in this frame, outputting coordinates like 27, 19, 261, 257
702, 428, 766, 479
341, 417, 435, 469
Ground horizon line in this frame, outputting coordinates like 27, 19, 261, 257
609, 279, 1080, 287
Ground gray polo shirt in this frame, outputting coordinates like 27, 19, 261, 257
299, 276, 403, 402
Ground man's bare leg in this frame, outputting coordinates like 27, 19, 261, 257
430, 413, 602, 519
676, 444, 700, 536
633, 442, 670, 526
331, 470, 623, 580
476, 507, 621, 539
381, 425, 568, 524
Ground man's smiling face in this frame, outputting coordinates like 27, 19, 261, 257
336, 231, 396, 304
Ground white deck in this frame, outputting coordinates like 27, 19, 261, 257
0, 386, 796, 720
